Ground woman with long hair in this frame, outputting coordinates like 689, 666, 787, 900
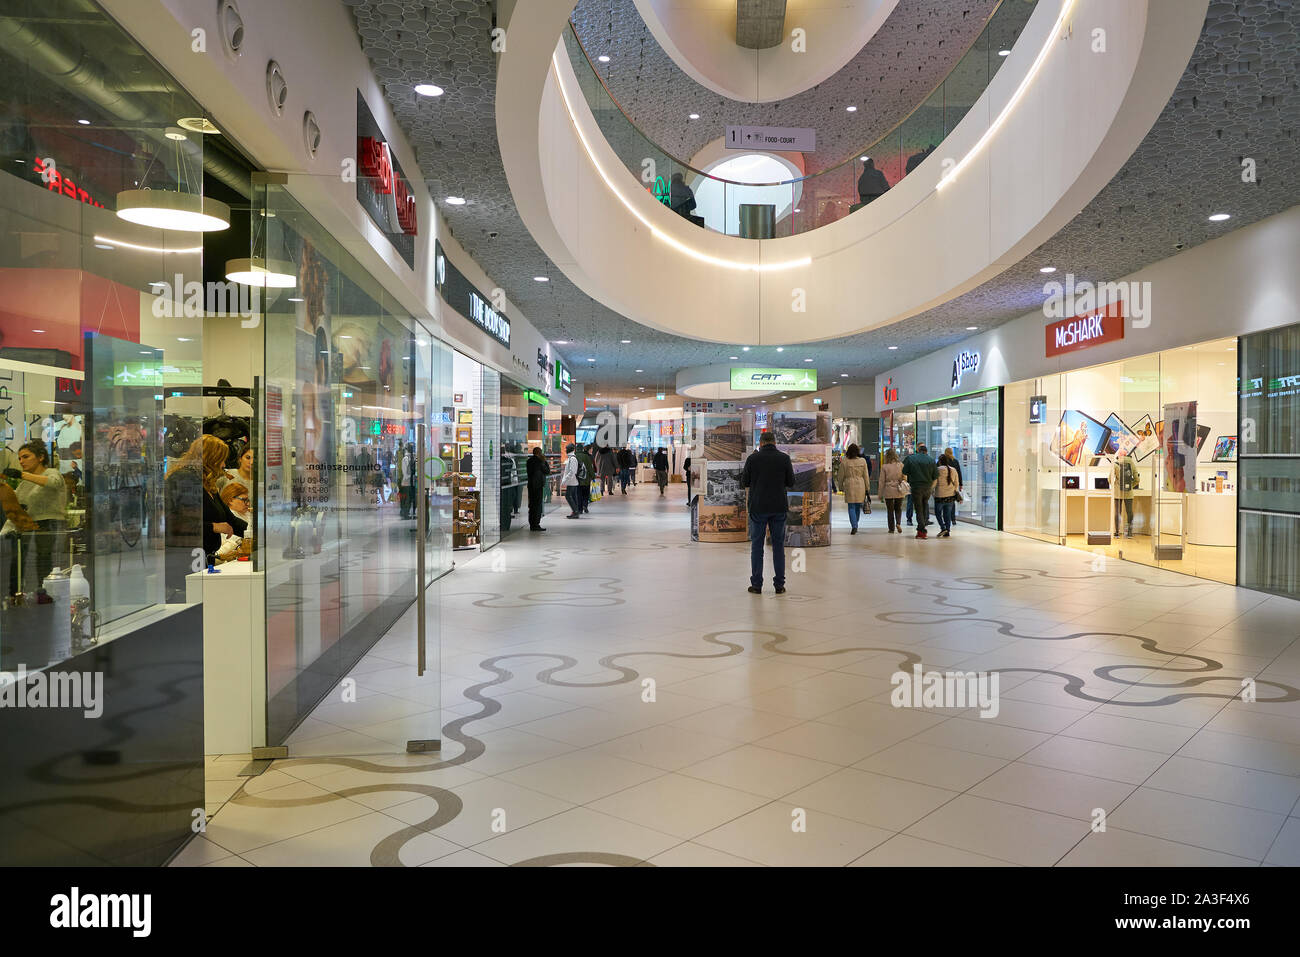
836, 443, 870, 535
165, 435, 236, 598
879, 447, 907, 534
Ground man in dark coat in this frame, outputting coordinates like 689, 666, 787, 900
739, 432, 795, 594
525, 446, 550, 531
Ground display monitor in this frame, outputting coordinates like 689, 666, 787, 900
1101, 414, 1139, 457
1195, 424, 1212, 455
1052, 411, 1112, 467
1212, 435, 1238, 462
1095, 477, 1110, 490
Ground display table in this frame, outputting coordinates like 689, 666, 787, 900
1064, 489, 1152, 535
187, 561, 266, 756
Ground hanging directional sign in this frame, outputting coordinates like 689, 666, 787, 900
725, 126, 816, 152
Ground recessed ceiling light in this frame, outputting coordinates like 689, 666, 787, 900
742, 346, 750, 351
288, 297, 304, 302
77, 119, 90, 125
445, 196, 466, 205
729, 356, 738, 360
688, 113, 700, 120
340, 335, 353, 339
620, 339, 631, 343
776, 347, 784, 352
32, 329, 45, 333
966, 326, 978, 330
1039, 266, 1057, 273
1208, 213, 1231, 222
533, 276, 549, 282
414, 84, 444, 96
804, 358, 812, 362
177, 337, 193, 342
998, 49, 1011, 56
845, 105, 857, 112
587, 358, 595, 362
888, 346, 898, 350
636, 369, 643, 372
597, 55, 610, 63
840, 373, 848, 377
555, 340, 568, 344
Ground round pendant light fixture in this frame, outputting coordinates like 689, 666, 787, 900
224, 257, 297, 288
115, 189, 230, 232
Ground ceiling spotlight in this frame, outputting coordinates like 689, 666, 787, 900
742, 346, 750, 351
587, 358, 595, 362
445, 196, 466, 205
598, 55, 610, 63
840, 374, 848, 378
998, 49, 1011, 56
688, 113, 700, 120
966, 326, 978, 331
1208, 213, 1231, 222
635, 369, 643, 372
729, 356, 738, 360
1039, 266, 1057, 273
414, 84, 444, 96
888, 346, 898, 350
776, 347, 784, 352
533, 276, 549, 282
77, 119, 90, 125
804, 358, 812, 362
555, 340, 568, 345
620, 339, 631, 343
846, 105, 857, 112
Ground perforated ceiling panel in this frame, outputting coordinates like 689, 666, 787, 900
346, 0, 1299, 402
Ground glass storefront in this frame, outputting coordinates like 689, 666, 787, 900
1238, 322, 1300, 600
1004, 338, 1238, 585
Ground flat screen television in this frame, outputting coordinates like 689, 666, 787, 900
1051, 411, 1112, 467
1095, 477, 1110, 490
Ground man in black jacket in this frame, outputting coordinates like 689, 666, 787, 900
525, 446, 550, 531
739, 432, 795, 594
652, 448, 669, 496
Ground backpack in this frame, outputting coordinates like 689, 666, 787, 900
1118, 460, 1135, 493
575, 457, 589, 483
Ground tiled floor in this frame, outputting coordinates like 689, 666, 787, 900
174, 484, 1300, 867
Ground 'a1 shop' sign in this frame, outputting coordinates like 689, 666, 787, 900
1045, 301, 1125, 358
358, 137, 417, 236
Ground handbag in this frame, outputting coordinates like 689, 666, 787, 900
899, 479, 911, 496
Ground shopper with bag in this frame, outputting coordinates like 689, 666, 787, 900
836, 443, 870, 535
933, 451, 963, 538
880, 448, 907, 533
561, 444, 583, 519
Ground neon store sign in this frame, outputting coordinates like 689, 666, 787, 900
358, 137, 418, 236
32, 157, 104, 208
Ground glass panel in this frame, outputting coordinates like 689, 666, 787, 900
478, 365, 501, 548
1004, 375, 1062, 544
258, 178, 441, 744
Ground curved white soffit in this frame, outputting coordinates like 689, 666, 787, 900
497, 0, 1208, 345
631, 0, 900, 103
676, 363, 780, 400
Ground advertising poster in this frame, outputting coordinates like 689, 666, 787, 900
1129, 414, 1159, 460
1052, 410, 1111, 467
1162, 401, 1197, 493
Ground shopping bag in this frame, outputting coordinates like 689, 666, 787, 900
589, 481, 601, 502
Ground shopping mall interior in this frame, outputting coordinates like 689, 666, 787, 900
1, 0, 1299, 894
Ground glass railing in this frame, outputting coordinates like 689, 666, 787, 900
562, 0, 1039, 238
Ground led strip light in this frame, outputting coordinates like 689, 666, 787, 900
551, 51, 811, 273
93, 234, 204, 254
937, 0, 1077, 190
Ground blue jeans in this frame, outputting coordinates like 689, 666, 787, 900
748, 512, 787, 588
847, 502, 863, 529
619, 467, 631, 491
936, 498, 956, 531
905, 495, 914, 523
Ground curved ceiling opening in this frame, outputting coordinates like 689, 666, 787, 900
692, 152, 804, 234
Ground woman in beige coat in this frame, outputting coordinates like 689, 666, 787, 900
879, 448, 907, 534
837, 444, 871, 534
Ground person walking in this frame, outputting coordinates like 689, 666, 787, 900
857, 157, 890, 206
526, 446, 550, 531
943, 447, 964, 489
902, 443, 938, 539
836, 443, 870, 535
880, 448, 907, 533
740, 431, 795, 595
576, 444, 595, 513
933, 451, 962, 538
596, 445, 618, 496
617, 446, 634, 494
652, 447, 669, 496
683, 454, 694, 503
561, 443, 583, 519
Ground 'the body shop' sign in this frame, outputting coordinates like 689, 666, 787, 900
356, 92, 416, 268
1046, 301, 1124, 358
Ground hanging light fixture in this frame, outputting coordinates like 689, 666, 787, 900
224, 257, 297, 288
114, 124, 230, 231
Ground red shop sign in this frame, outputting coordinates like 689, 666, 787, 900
1045, 301, 1125, 358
